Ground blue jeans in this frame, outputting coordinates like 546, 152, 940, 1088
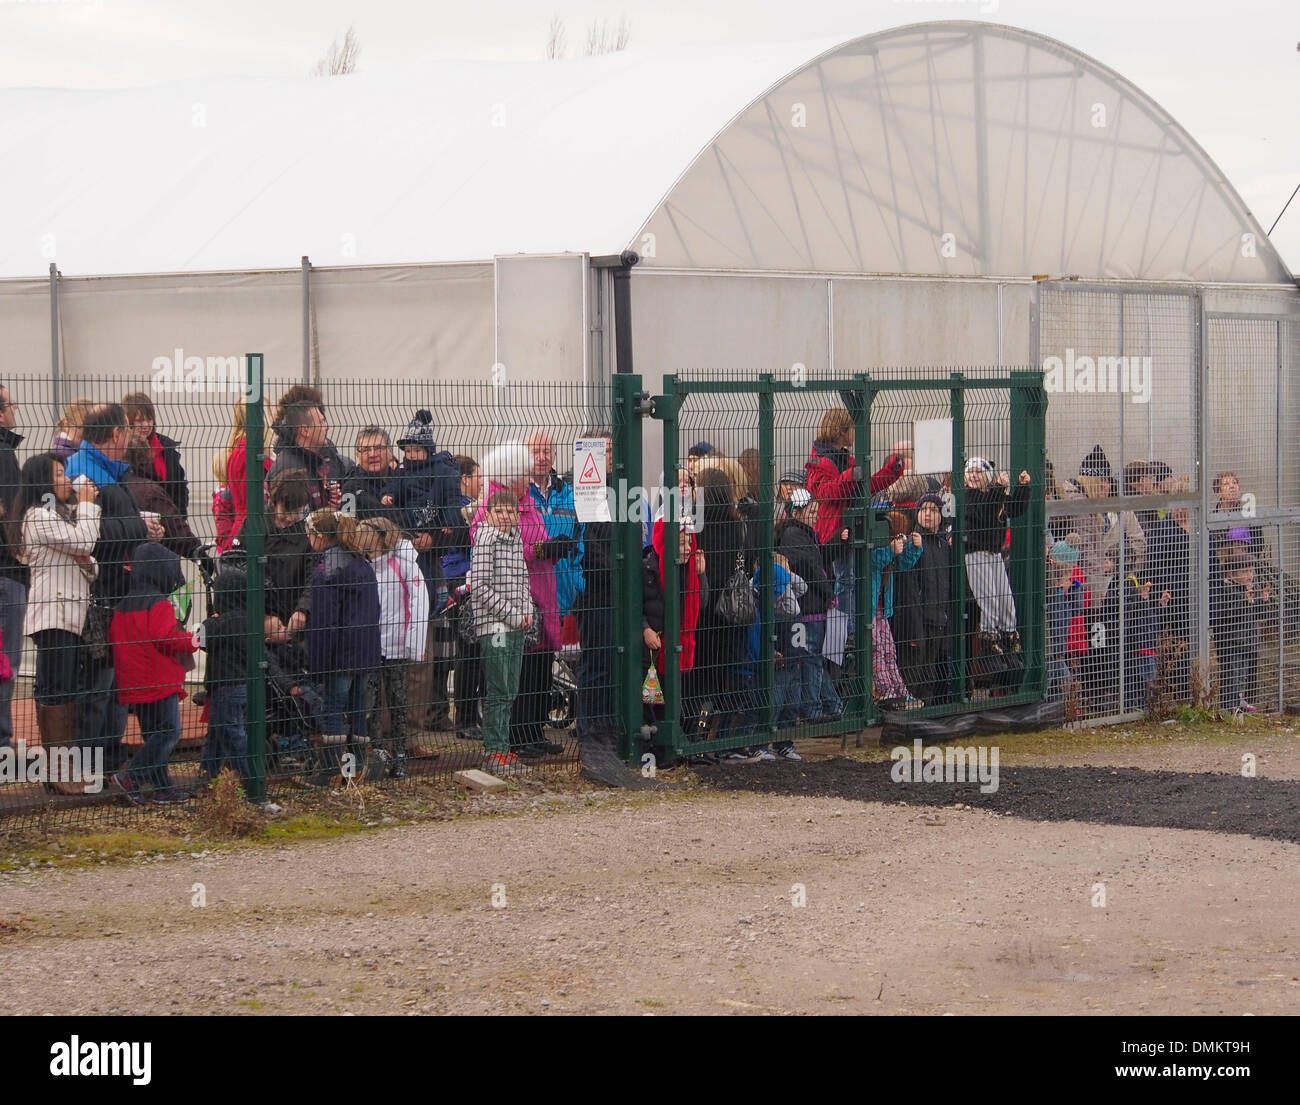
1046, 657, 1071, 703
322, 672, 372, 739
575, 603, 613, 738
715, 673, 761, 745
200, 684, 248, 779
774, 659, 800, 726
128, 695, 182, 789
0, 578, 25, 747
799, 619, 842, 717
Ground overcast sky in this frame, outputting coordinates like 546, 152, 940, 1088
4, 0, 1297, 270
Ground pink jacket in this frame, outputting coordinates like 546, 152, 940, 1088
470, 481, 561, 652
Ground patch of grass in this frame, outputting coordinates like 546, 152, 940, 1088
639, 998, 665, 1008
0, 831, 193, 871
259, 813, 373, 843
237, 999, 264, 1009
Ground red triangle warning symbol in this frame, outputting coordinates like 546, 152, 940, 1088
578, 451, 603, 485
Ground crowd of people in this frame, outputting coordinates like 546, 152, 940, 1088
0, 380, 1277, 803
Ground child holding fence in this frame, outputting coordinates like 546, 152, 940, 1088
471, 490, 534, 772
962, 458, 1031, 669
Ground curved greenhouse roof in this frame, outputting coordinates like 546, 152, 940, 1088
0, 22, 1289, 283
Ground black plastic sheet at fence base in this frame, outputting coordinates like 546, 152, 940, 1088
878, 700, 1064, 746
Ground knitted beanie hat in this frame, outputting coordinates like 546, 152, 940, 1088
398, 409, 437, 451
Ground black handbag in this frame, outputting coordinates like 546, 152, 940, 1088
82, 600, 113, 663
714, 551, 757, 625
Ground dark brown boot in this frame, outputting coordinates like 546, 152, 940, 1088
40, 703, 89, 796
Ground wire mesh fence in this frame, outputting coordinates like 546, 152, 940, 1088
0, 375, 609, 829
647, 369, 1047, 764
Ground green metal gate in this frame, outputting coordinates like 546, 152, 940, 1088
611, 371, 1046, 766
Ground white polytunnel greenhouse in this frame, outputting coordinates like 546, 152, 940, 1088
2, 19, 1298, 718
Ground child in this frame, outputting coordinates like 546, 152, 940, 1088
196, 566, 250, 788
1210, 546, 1271, 713
380, 410, 460, 567
303, 508, 383, 786
776, 489, 841, 723
871, 512, 923, 708
108, 542, 199, 804
963, 457, 1031, 665
759, 554, 807, 761
1118, 571, 1161, 712
1046, 537, 1084, 703
471, 490, 534, 771
444, 456, 483, 738
366, 516, 430, 778
11, 452, 100, 793
893, 493, 955, 706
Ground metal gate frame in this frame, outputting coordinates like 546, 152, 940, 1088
610, 371, 1047, 765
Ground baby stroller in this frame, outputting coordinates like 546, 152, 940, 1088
264, 639, 325, 774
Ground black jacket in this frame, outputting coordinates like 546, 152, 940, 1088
0, 426, 28, 587
202, 568, 248, 689
893, 528, 953, 647
339, 467, 406, 527
267, 443, 332, 512
1146, 515, 1191, 639
964, 484, 1029, 554
229, 517, 314, 625
155, 432, 189, 519
577, 515, 612, 608
92, 481, 149, 604
777, 518, 833, 616
1210, 575, 1262, 654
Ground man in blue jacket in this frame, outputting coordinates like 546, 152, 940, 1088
67, 404, 164, 772
525, 431, 584, 617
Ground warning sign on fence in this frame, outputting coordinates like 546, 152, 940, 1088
573, 438, 611, 523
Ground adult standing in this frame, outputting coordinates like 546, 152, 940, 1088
220, 398, 272, 554
0, 384, 28, 749
524, 431, 584, 619
267, 388, 341, 514
123, 393, 189, 519
804, 406, 904, 668
341, 427, 406, 525
65, 403, 162, 770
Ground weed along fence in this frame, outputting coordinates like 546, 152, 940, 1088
0, 355, 1296, 828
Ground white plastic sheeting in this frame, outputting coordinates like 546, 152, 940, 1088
2, 23, 1288, 285
0, 41, 833, 279
635, 24, 1291, 283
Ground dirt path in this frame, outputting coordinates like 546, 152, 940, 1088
3, 773, 1298, 1015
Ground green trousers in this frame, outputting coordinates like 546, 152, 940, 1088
479, 629, 524, 754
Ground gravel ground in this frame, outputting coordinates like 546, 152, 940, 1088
2, 729, 1299, 1016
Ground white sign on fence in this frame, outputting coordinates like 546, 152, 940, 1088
912, 418, 954, 475
573, 438, 611, 523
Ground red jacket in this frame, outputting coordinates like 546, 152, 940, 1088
109, 598, 198, 703
805, 441, 904, 546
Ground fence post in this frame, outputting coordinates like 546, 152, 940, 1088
758, 375, 776, 739
1009, 369, 1047, 697
611, 373, 645, 763
847, 373, 874, 744
950, 376, 968, 703
658, 376, 682, 762
243, 355, 267, 804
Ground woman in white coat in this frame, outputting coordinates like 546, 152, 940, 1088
10, 453, 101, 793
